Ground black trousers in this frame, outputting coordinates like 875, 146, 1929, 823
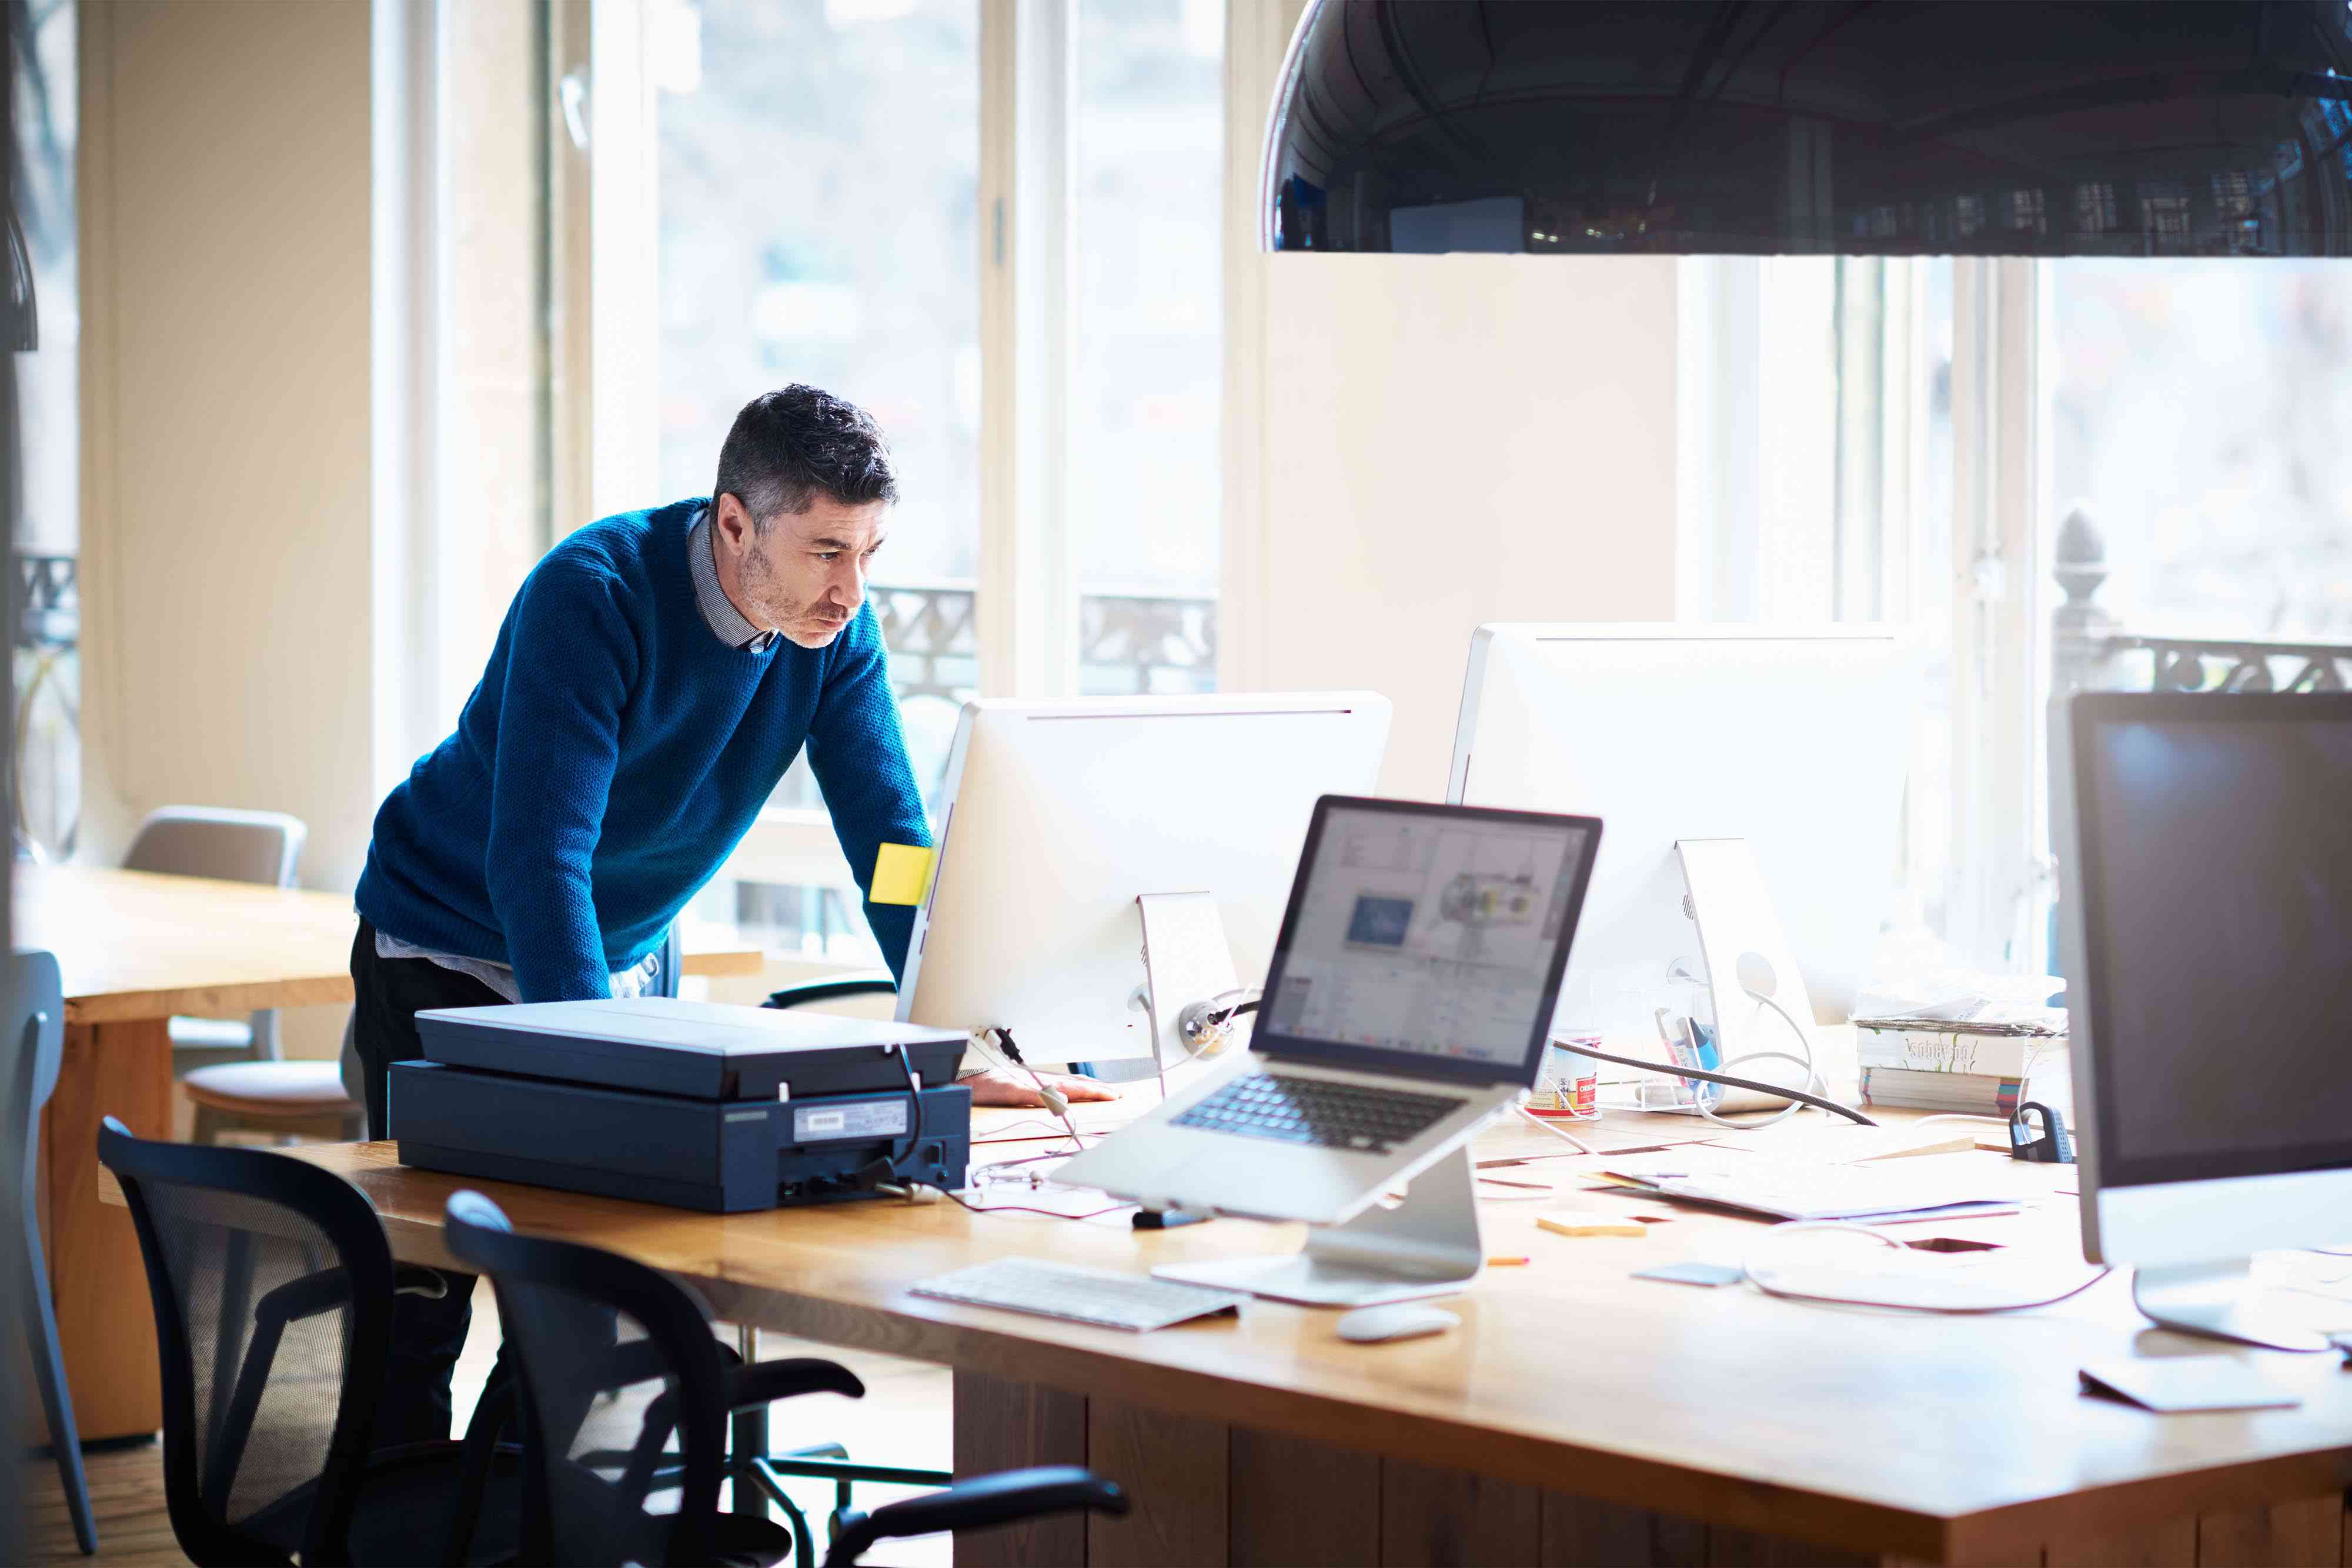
349, 918, 508, 1446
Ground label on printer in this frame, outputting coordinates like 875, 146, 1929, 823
793, 1098, 908, 1142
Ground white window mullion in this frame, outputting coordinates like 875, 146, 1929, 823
1947, 256, 2043, 970
589, 0, 660, 520
1218, 0, 1302, 691
370, 0, 444, 800
978, 0, 1077, 698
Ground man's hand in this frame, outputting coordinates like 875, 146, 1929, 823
959, 1067, 1121, 1108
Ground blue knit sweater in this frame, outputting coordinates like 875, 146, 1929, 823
355, 499, 930, 1001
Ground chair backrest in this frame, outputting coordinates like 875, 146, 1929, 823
123, 806, 306, 888
443, 1191, 729, 1568
96, 1118, 395, 1566
9, 950, 64, 1199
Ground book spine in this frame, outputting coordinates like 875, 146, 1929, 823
1859, 1067, 2024, 1114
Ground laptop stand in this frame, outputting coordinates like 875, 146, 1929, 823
1151, 1140, 1485, 1308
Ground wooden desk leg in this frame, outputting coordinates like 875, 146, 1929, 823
39, 1019, 169, 1442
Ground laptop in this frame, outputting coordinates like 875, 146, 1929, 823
1057, 795, 1601, 1226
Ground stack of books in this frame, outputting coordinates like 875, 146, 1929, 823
1855, 1010, 2066, 1116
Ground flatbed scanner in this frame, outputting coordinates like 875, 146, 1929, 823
389, 998, 973, 1212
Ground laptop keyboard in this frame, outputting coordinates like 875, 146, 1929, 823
1172, 1073, 1466, 1154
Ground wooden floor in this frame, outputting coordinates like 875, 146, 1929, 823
21, 1280, 957, 1566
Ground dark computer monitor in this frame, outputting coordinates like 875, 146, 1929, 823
2055, 691, 2352, 1350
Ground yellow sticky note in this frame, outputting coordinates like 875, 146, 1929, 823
871, 842, 936, 906
1536, 1212, 1648, 1239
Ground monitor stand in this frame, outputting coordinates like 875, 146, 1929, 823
1150, 1143, 1483, 1308
1135, 891, 1239, 1067
2133, 1259, 2332, 1352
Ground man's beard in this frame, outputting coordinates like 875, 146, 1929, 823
743, 540, 848, 644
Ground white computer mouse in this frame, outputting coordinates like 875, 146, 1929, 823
1335, 1303, 1460, 1344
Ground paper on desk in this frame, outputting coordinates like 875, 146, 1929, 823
1853, 970, 2067, 1034
2079, 1357, 2301, 1413
1601, 1150, 2020, 1222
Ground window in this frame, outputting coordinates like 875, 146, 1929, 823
11, 0, 78, 861
2050, 262, 2352, 644
615, 0, 1225, 965
1688, 249, 2352, 989
1070, 0, 1222, 696
2038, 260, 2352, 970
1679, 256, 1983, 979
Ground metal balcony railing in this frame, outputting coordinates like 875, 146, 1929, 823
869, 581, 1218, 706
2050, 508, 2352, 696
13, 552, 80, 860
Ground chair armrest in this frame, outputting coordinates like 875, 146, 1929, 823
824, 1467, 1126, 1566
602, 1356, 868, 1490
764, 975, 896, 1011
727, 1355, 866, 1409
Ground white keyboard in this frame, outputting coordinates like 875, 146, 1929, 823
912, 1258, 1248, 1332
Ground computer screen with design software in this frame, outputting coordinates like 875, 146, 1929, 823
1257, 797, 1601, 1087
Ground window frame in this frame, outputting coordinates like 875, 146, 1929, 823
571, 0, 1232, 937
1676, 254, 2050, 978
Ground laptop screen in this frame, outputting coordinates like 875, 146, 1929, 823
1255, 797, 1601, 1088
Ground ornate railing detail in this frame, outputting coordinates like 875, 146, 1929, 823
16, 552, 77, 650
1079, 591, 1217, 694
871, 583, 980, 708
2050, 507, 2352, 696
869, 581, 1219, 702
12, 553, 82, 859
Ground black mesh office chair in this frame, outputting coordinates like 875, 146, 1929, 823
96, 1118, 522, 1566
739, 972, 958, 1552
443, 1189, 1127, 1567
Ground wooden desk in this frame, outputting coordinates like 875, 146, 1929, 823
19, 862, 763, 1440
235, 1111, 2352, 1567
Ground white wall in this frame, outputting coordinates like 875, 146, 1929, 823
1220, 1, 1682, 803
1244, 257, 1680, 801
78, 0, 377, 894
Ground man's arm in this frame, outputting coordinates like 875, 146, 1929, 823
484, 563, 634, 1002
803, 607, 931, 985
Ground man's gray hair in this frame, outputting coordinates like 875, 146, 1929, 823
713, 385, 897, 527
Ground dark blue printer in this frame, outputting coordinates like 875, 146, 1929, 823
389, 998, 972, 1212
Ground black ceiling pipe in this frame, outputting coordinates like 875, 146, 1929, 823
1262, 0, 2352, 256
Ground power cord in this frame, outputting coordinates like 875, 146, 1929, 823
888, 1042, 927, 1172
1549, 1036, 1877, 1126
974, 1027, 1078, 1143
1175, 988, 1261, 1056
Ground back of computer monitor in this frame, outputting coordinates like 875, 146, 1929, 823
1448, 624, 1915, 1036
900, 693, 1392, 1064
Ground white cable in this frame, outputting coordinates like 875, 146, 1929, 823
1515, 1102, 1596, 1155
1741, 1221, 2114, 1314
1695, 1045, 1816, 1130
968, 1028, 1077, 1142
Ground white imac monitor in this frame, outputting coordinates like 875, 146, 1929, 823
1446, 624, 1916, 1037
899, 693, 1392, 1064
2054, 691, 2352, 1352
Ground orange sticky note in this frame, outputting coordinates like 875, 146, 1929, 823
871, 842, 936, 906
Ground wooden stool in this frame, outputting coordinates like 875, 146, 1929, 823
182, 1059, 366, 1144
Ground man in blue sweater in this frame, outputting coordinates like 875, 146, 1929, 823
351, 385, 1107, 1442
